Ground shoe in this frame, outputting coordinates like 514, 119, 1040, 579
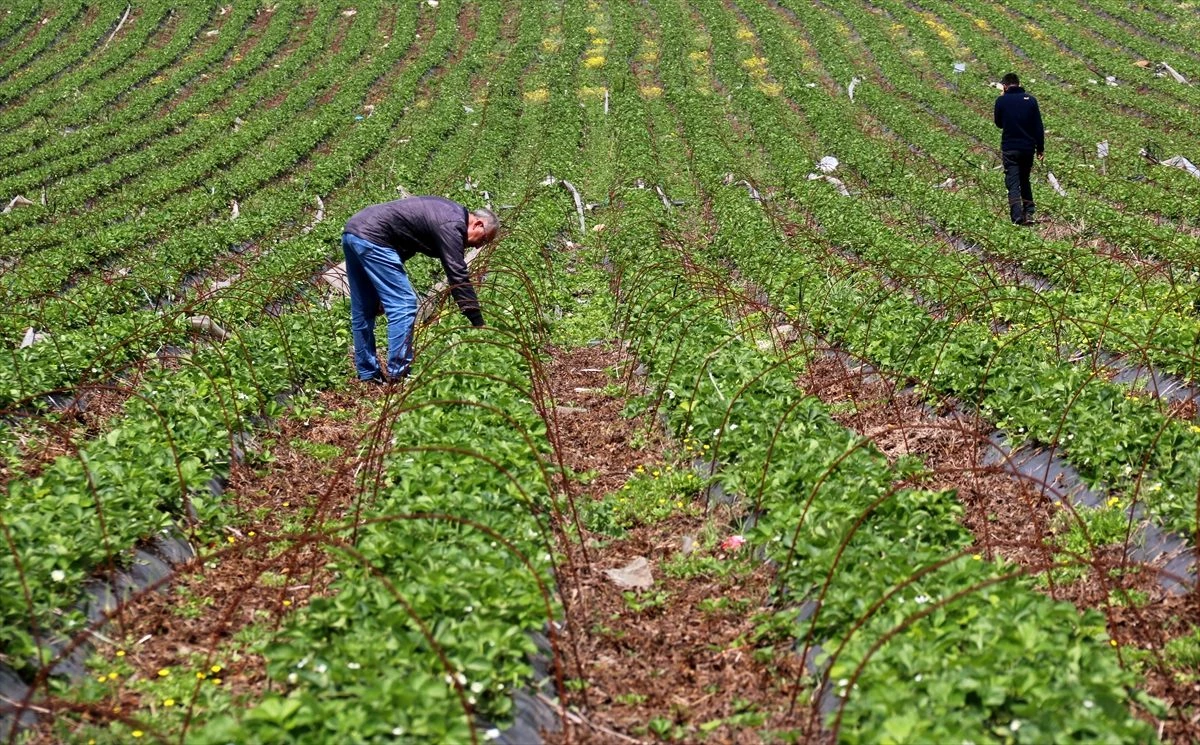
358, 375, 386, 387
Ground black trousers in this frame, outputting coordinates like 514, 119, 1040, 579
1002, 150, 1035, 224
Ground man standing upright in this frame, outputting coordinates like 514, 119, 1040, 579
342, 196, 498, 384
993, 73, 1045, 225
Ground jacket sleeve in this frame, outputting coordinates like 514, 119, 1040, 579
994, 97, 1003, 128
434, 221, 484, 326
1032, 100, 1045, 154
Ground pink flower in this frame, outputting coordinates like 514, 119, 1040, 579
720, 535, 746, 551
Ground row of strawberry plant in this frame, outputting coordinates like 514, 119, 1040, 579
608, 180, 1149, 741
0, 0, 488, 409
724, 0, 1200, 390
656, 0, 1200, 534
189, 0, 593, 735
0, 0, 265, 182
0, 3, 395, 296
0, 1, 93, 86
0, 1, 208, 134
0, 0, 538, 686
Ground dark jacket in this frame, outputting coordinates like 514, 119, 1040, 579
345, 196, 483, 326
994, 87, 1044, 154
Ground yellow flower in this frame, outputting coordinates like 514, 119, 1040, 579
107, 671, 118, 680
96, 675, 106, 683
212, 678, 222, 686
523, 88, 549, 103
282, 599, 292, 607
132, 732, 144, 739
158, 668, 171, 677
227, 535, 235, 543
163, 698, 176, 707
972, 554, 982, 561
211, 664, 223, 673
115, 650, 125, 658
583, 56, 606, 69
1110, 639, 1118, 647
197, 672, 207, 680
640, 85, 663, 99
736, 27, 755, 41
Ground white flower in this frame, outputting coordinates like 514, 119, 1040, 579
484, 728, 501, 740
287, 672, 298, 684
470, 681, 484, 694
914, 673, 923, 682
729, 424, 739, 431
347, 662, 361, 670
837, 678, 849, 688
315, 663, 327, 674
1083, 700, 1094, 709
666, 389, 676, 400
914, 594, 930, 604
392, 727, 405, 736
464, 605, 473, 613
456, 672, 467, 685
50, 570, 66, 582
1010, 720, 1021, 732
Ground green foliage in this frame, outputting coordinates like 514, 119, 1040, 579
581, 465, 703, 536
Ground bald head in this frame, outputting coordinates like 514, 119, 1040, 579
467, 208, 499, 246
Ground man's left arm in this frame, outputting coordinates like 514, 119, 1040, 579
434, 222, 485, 327
994, 97, 1003, 129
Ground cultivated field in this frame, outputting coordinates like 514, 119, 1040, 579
1, 0, 1199, 742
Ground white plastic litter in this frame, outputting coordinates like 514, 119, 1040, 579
205, 29, 219, 37
935, 177, 956, 189
301, 195, 325, 235
1047, 172, 1067, 196
1105, 76, 1118, 87
229, 200, 239, 220
396, 183, 413, 198
342, 8, 357, 16
805, 82, 817, 88
1162, 155, 1200, 179
952, 62, 966, 73
1, 195, 35, 214
542, 176, 586, 233
19, 328, 45, 349
848, 76, 861, 102
824, 176, 851, 197
105, 5, 131, 48
1088, 78, 1099, 85
816, 156, 839, 174
427, 0, 438, 6
1096, 141, 1109, 159
188, 316, 231, 341
604, 556, 654, 590
1160, 62, 1189, 84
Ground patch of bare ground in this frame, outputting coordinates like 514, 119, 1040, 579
18, 383, 388, 742
797, 352, 1200, 743
544, 347, 811, 743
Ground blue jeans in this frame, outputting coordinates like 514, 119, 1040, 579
342, 232, 418, 380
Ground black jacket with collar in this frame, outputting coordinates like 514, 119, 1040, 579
345, 196, 483, 326
994, 87, 1045, 154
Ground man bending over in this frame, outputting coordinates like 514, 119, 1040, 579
342, 196, 498, 384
